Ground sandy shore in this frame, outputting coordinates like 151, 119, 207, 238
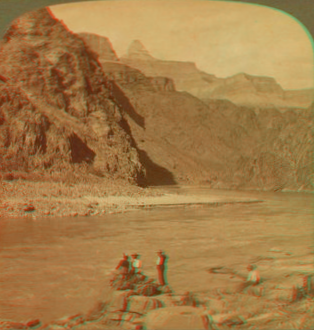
0, 180, 262, 219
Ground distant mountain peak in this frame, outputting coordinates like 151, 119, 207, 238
126, 39, 155, 60
232, 72, 250, 80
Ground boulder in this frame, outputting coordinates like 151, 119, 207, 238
156, 294, 177, 308
144, 306, 210, 330
206, 298, 225, 313
85, 301, 107, 322
265, 288, 293, 303
159, 285, 172, 294
114, 280, 135, 291
134, 283, 160, 296
53, 313, 85, 327
0, 320, 41, 330
26, 319, 41, 328
127, 295, 163, 314
128, 274, 147, 285
107, 290, 135, 312
103, 311, 144, 328
247, 312, 283, 324
121, 312, 139, 323
120, 320, 144, 330
174, 292, 199, 307
71, 323, 110, 330
209, 313, 246, 326
244, 285, 264, 297
0, 321, 28, 330
110, 273, 148, 291
40, 325, 69, 330
105, 312, 124, 322
303, 274, 314, 296
100, 318, 121, 329
24, 204, 35, 212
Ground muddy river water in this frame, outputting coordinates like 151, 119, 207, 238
0, 187, 312, 323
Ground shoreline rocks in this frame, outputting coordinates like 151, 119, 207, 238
2, 272, 314, 330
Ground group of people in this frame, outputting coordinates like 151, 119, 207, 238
114, 251, 263, 294
115, 250, 167, 286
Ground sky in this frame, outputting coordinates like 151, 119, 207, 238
50, 0, 314, 90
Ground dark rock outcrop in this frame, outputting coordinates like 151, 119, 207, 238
0, 8, 146, 184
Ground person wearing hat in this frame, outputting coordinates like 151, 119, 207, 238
246, 264, 260, 285
131, 253, 142, 275
235, 264, 261, 293
156, 250, 167, 286
115, 253, 130, 277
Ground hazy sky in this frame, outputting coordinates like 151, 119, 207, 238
50, 0, 314, 90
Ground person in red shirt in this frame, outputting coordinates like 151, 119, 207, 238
115, 253, 130, 278
156, 250, 167, 286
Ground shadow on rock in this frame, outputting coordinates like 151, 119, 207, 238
137, 149, 177, 186
118, 118, 177, 187
111, 81, 145, 129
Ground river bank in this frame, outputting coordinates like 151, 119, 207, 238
1, 184, 313, 329
0, 179, 161, 219
0, 180, 263, 219
1, 258, 314, 330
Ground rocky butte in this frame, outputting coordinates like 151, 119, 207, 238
121, 40, 313, 110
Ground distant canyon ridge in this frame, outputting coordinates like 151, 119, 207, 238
80, 34, 313, 110
0, 8, 313, 192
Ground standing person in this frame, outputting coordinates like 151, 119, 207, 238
115, 253, 130, 277
156, 250, 167, 286
131, 253, 142, 274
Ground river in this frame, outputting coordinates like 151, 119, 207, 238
0, 187, 312, 324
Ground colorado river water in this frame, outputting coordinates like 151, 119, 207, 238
0, 187, 312, 324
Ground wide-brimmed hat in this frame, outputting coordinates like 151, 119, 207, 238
156, 250, 163, 253
131, 253, 139, 257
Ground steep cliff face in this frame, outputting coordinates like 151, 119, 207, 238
121, 40, 313, 109
0, 8, 145, 184
121, 86, 314, 191
82, 34, 244, 185
83, 34, 313, 191
78, 32, 118, 62
204, 100, 314, 191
